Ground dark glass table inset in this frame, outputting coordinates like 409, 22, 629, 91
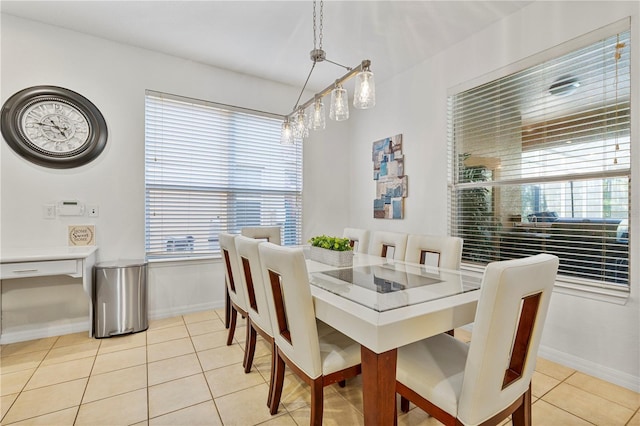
310, 261, 480, 312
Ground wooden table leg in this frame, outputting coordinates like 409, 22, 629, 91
361, 346, 397, 425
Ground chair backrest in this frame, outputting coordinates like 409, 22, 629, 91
369, 231, 408, 260
219, 233, 248, 310
258, 243, 322, 379
342, 228, 370, 254
458, 254, 559, 425
404, 234, 463, 269
235, 235, 273, 336
241, 226, 281, 245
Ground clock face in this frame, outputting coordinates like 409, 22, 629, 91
20, 98, 92, 156
1, 86, 107, 168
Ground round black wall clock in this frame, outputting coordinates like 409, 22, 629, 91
1, 85, 108, 168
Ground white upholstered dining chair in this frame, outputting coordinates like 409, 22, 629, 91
235, 235, 276, 406
241, 226, 282, 245
219, 233, 248, 346
396, 253, 559, 426
342, 227, 370, 253
404, 234, 463, 269
258, 243, 362, 425
405, 234, 464, 336
369, 230, 408, 260
222, 226, 281, 329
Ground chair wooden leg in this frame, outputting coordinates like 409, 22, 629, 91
269, 349, 286, 415
400, 396, 410, 413
224, 287, 230, 329
226, 307, 237, 346
512, 385, 532, 426
310, 378, 324, 426
266, 340, 276, 408
243, 321, 257, 373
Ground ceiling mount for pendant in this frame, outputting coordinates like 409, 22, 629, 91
310, 49, 326, 62
281, 0, 376, 145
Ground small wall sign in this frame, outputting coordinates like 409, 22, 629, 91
68, 225, 95, 246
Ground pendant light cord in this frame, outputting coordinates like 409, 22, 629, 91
313, 0, 323, 51
293, 0, 322, 111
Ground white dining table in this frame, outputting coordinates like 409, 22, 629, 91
305, 253, 482, 425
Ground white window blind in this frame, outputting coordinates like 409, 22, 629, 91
448, 24, 630, 289
145, 91, 302, 258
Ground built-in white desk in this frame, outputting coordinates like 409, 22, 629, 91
0, 246, 98, 342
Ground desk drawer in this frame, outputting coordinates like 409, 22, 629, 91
0, 260, 79, 279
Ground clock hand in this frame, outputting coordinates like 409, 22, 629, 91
40, 118, 65, 134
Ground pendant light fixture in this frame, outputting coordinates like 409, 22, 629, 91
281, 0, 375, 143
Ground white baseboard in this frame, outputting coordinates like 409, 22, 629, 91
0, 302, 224, 345
538, 344, 640, 393
459, 324, 639, 393
0, 320, 90, 345
148, 301, 222, 321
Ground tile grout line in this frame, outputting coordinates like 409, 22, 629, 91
186, 313, 227, 425
1, 336, 66, 425
625, 407, 640, 426
72, 336, 102, 425
538, 373, 608, 426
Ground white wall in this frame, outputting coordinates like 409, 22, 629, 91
347, 1, 640, 391
0, 15, 350, 342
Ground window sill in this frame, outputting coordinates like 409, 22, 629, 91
553, 277, 630, 305
460, 263, 630, 306
147, 255, 221, 267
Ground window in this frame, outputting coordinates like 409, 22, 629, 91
145, 91, 302, 259
448, 22, 630, 290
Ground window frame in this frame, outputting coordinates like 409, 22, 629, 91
144, 91, 302, 260
447, 19, 631, 297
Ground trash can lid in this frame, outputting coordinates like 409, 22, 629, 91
96, 259, 147, 269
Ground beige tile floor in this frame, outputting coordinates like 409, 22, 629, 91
1, 309, 638, 425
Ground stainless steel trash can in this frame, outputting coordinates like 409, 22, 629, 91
93, 260, 148, 338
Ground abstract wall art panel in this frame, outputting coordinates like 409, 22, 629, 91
372, 134, 407, 219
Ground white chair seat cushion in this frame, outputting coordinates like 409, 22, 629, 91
318, 329, 361, 376
397, 333, 469, 417
316, 319, 337, 338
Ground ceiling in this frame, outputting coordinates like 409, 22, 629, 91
1, 1, 534, 94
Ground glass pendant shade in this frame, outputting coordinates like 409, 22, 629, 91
293, 109, 308, 139
304, 106, 313, 130
280, 121, 294, 145
353, 70, 376, 109
330, 85, 349, 121
312, 99, 326, 130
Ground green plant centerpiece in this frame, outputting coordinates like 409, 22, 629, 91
308, 235, 354, 267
